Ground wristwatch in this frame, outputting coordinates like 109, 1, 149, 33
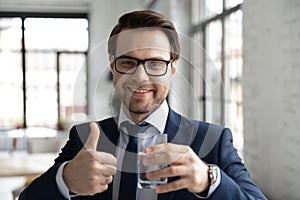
208, 164, 218, 185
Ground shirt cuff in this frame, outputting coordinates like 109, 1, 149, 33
56, 161, 78, 199
194, 165, 221, 199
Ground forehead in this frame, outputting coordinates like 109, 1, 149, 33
115, 28, 171, 57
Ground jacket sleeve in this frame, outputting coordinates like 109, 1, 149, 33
19, 126, 83, 200
209, 128, 267, 200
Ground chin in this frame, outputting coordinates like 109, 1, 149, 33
129, 105, 151, 114
130, 103, 161, 114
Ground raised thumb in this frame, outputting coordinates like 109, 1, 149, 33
84, 122, 100, 150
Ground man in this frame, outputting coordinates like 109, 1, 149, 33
19, 10, 267, 200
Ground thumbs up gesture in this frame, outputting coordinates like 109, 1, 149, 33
62, 122, 117, 195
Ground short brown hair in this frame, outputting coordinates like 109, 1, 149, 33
108, 10, 180, 60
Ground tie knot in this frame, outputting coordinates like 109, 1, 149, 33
121, 121, 151, 136
127, 135, 138, 153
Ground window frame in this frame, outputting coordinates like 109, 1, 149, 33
191, 2, 242, 124
191, 1, 244, 153
0, 11, 89, 128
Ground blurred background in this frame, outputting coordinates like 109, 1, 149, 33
0, 0, 299, 199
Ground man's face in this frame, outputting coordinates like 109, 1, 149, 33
110, 29, 177, 116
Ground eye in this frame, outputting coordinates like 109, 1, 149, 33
117, 58, 136, 67
146, 61, 165, 69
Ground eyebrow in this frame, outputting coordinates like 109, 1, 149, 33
117, 55, 170, 61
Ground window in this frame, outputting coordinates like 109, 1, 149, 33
0, 13, 88, 129
0, 17, 23, 129
192, 1, 244, 153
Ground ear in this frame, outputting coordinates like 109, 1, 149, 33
170, 59, 177, 77
109, 55, 114, 71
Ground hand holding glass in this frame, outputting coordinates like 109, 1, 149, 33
138, 133, 168, 189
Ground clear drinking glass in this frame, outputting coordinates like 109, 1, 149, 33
138, 133, 168, 189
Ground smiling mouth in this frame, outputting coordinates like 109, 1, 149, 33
129, 88, 153, 96
134, 89, 150, 93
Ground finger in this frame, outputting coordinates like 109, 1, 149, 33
155, 177, 188, 194
99, 175, 113, 185
145, 143, 189, 154
107, 175, 113, 184
89, 180, 109, 195
146, 165, 186, 179
85, 122, 100, 150
141, 151, 188, 166
91, 151, 117, 166
99, 163, 117, 177
86, 162, 116, 181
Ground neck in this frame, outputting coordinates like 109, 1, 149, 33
128, 112, 149, 124
121, 104, 160, 124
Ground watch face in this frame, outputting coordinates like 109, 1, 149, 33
208, 165, 217, 185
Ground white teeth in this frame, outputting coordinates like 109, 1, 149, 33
134, 89, 149, 93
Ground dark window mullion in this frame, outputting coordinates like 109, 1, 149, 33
57, 52, 61, 124
202, 25, 207, 122
190, 4, 241, 34
84, 52, 89, 115
21, 17, 27, 128
220, 0, 226, 125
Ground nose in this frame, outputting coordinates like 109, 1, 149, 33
131, 64, 149, 82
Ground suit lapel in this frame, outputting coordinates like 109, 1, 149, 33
97, 117, 119, 155
164, 109, 181, 143
96, 118, 119, 199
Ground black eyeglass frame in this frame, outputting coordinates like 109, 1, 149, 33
113, 55, 173, 76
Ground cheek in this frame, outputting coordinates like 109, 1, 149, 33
113, 75, 125, 98
152, 75, 172, 90
153, 79, 172, 99
113, 73, 125, 87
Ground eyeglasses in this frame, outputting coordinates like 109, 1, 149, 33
114, 56, 172, 76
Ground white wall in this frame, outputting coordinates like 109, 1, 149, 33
243, 1, 300, 199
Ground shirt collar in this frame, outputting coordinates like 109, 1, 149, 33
118, 100, 169, 134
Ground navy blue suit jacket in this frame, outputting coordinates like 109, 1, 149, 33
19, 109, 267, 200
